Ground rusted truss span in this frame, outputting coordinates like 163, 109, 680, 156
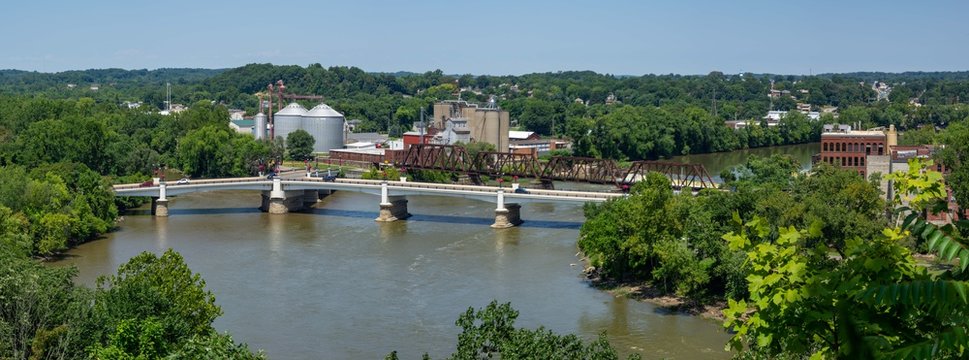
539, 157, 622, 185
397, 144, 542, 180
398, 144, 474, 172
621, 161, 716, 189
396, 144, 717, 189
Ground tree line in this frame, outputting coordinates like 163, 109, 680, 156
3, 65, 969, 160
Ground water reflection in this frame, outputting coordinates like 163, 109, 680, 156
153, 216, 168, 250
377, 221, 408, 243
267, 213, 285, 254
493, 227, 521, 256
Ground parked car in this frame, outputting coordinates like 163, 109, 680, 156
176, 178, 190, 185
138, 180, 154, 187
514, 187, 530, 194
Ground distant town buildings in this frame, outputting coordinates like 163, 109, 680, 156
872, 81, 892, 101
762, 110, 821, 121
158, 103, 187, 116
605, 93, 618, 105
228, 109, 246, 120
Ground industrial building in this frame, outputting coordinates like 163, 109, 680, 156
432, 99, 510, 151
266, 102, 347, 153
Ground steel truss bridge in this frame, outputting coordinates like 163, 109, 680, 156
394, 144, 717, 190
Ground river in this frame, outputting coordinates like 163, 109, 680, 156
670, 142, 819, 181
55, 144, 820, 359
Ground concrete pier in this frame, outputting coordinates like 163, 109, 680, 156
151, 198, 169, 217
492, 203, 522, 228
260, 192, 306, 214
491, 190, 522, 228
376, 196, 410, 222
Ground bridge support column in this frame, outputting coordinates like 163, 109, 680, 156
151, 184, 169, 217
376, 182, 410, 222
265, 178, 289, 214
151, 198, 169, 217
492, 190, 522, 228
376, 196, 410, 222
492, 204, 522, 228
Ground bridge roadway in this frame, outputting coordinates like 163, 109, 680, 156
113, 177, 626, 228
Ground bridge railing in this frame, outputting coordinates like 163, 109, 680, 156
113, 177, 268, 191
286, 178, 621, 200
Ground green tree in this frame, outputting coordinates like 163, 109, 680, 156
176, 125, 231, 178
167, 332, 266, 360
90, 249, 223, 355
0, 251, 90, 360
579, 173, 682, 280
448, 300, 635, 360
286, 129, 315, 161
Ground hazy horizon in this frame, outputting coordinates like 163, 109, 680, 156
5, 65, 969, 78
4, 0, 967, 75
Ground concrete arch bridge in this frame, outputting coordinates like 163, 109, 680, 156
113, 177, 625, 228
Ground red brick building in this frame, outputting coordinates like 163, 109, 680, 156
819, 125, 887, 177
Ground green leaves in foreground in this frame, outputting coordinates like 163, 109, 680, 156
901, 210, 969, 272
448, 300, 638, 360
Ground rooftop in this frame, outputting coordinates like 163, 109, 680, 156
508, 130, 535, 140
231, 119, 255, 127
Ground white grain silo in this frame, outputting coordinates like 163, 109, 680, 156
304, 103, 346, 152
254, 112, 268, 140
273, 103, 308, 143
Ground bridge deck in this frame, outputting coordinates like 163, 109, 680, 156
113, 177, 626, 204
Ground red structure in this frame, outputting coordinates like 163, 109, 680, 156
402, 129, 437, 149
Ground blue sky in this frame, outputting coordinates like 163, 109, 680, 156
2, 0, 967, 75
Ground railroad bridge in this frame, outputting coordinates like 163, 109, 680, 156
394, 144, 716, 190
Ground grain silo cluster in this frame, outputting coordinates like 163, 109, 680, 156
252, 102, 345, 153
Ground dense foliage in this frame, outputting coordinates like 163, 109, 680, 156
0, 163, 116, 257
723, 159, 969, 359
580, 156, 887, 302
0, 249, 263, 359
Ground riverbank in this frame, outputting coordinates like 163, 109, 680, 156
583, 267, 727, 321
